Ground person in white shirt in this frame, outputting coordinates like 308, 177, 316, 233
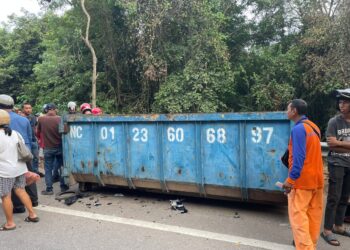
0, 109, 39, 231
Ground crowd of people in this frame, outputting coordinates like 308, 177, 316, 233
0, 91, 349, 250
0, 95, 102, 231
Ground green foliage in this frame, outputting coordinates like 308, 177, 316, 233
26, 10, 89, 110
0, 0, 348, 131
295, 0, 348, 129
153, 65, 235, 113
0, 14, 44, 103
152, 0, 235, 113
252, 80, 294, 111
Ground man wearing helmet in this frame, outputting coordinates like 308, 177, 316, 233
80, 103, 92, 115
322, 89, 350, 246
92, 107, 103, 115
67, 101, 77, 114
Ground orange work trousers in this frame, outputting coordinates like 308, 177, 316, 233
288, 188, 323, 250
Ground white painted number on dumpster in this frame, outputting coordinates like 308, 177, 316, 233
100, 127, 115, 140
167, 127, 184, 142
132, 128, 148, 142
251, 127, 274, 144
70, 126, 82, 139
206, 128, 226, 144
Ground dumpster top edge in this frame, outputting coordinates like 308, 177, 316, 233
63, 111, 289, 123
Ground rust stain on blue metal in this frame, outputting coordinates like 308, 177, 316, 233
106, 163, 113, 170
143, 114, 160, 120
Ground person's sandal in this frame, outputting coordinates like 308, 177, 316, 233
332, 227, 350, 237
24, 216, 40, 223
0, 224, 16, 231
321, 232, 340, 246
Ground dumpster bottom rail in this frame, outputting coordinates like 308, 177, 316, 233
72, 173, 287, 204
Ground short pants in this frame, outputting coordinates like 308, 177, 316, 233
0, 174, 26, 197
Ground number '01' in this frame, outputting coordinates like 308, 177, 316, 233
100, 127, 115, 140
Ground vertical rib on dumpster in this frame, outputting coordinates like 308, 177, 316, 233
240, 121, 248, 200
196, 121, 205, 196
157, 122, 168, 192
124, 123, 135, 189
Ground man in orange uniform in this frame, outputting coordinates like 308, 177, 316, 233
283, 99, 324, 250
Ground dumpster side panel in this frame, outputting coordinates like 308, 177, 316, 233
96, 123, 125, 176
245, 121, 290, 190
163, 123, 197, 183
201, 122, 241, 187
68, 124, 95, 174
128, 123, 159, 180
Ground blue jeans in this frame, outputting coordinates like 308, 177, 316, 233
44, 147, 66, 191
53, 158, 60, 180
31, 141, 39, 173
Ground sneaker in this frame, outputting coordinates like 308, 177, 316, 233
32, 202, 39, 207
38, 172, 45, 178
41, 190, 54, 195
13, 207, 26, 214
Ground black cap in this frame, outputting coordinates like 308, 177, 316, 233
46, 103, 57, 110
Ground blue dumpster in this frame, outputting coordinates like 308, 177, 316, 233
62, 112, 290, 203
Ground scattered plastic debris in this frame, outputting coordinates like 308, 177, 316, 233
114, 193, 124, 197
94, 199, 102, 206
55, 190, 90, 206
107, 202, 112, 205
170, 199, 188, 214
64, 195, 79, 206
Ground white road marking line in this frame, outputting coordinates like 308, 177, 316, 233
35, 204, 293, 250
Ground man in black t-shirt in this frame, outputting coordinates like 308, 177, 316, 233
322, 89, 350, 246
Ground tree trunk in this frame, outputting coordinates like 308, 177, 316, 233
81, 0, 97, 108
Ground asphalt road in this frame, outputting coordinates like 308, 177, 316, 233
0, 179, 349, 250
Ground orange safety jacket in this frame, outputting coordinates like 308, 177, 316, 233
286, 116, 324, 189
